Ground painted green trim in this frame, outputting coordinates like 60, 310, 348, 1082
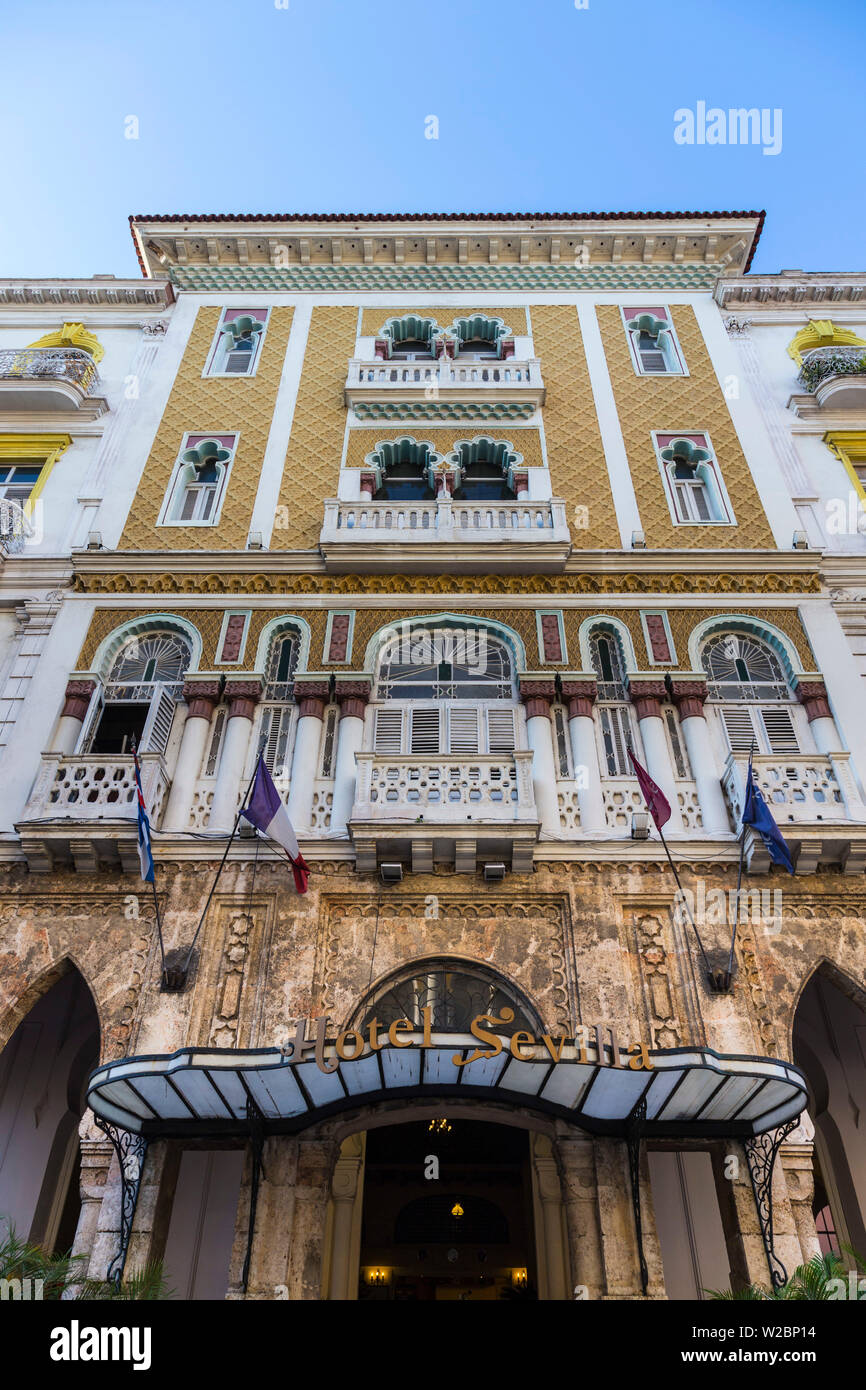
168, 264, 721, 292
352, 401, 536, 422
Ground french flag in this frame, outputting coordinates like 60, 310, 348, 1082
240, 756, 309, 893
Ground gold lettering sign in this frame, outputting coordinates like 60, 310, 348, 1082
283, 1015, 654, 1076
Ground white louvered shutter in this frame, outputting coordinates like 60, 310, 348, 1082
449, 708, 480, 754
259, 707, 294, 777
720, 706, 759, 755
140, 686, 177, 755
76, 687, 104, 754
204, 709, 226, 777
410, 708, 441, 754
760, 707, 799, 755
374, 708, 403, 754
487, 708, 516, 754
599, 706, 631, 776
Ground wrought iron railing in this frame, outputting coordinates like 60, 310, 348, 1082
798, 345, 866, 392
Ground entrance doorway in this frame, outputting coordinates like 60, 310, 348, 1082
358, 1119, 538, 1301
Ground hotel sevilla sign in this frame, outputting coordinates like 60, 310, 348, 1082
88, 1012, 807, 1142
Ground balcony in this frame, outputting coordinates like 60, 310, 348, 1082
722, 752, 866, 874
344, 357, 545, 421
320, 497, 571, 573
0, 347, 107, 417
17, 753, 170, 873
789, 346, 866, 416
349, 750, 539, 873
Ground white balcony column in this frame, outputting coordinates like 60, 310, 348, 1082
668, 677, 730, 836
627, 679, 683, 833
53, 678, 98, 753
162, 678, 222, 831
208, 679, 263, 831
286, 679, 331, 833
519, 677, 560, 835
796, 678, 838, 754
331, 679, 372, 836
560, 677, 606, 832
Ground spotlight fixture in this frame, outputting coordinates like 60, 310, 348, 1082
380, 862, 403, 884
483, 862, 506, 882
631, 810, 650, 840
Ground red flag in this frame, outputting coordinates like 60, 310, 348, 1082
290, 851, 310, 896
628, 748, 671, 830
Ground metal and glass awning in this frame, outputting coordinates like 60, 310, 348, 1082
88, 1034, 806, 1140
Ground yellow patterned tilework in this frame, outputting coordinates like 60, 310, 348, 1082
76, 608, 225, 671
271, 306, 358, 550
119, 307, 293, 551
531, 306, 619, 548
344, 427, 544, 469
74, 604, 817, 679
597, 305, 775, 550
360, 307, 527, 337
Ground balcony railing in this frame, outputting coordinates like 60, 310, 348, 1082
344, 356, 545, 417
320, 497, 572, 573
352, 751, 537, 825
796, 346, 866, 410
723, 752, 866, 828
22, 752, 170, 825
0, 347, 104, 413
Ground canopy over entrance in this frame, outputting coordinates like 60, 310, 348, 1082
88, 1034, 806, 1141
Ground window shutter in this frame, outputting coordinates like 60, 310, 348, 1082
487, 708, 516, 754
225, 350, 253, 374
76, 687, 104, 754
204, 709, 226, 777
139, 686, 177, 755
720, 706, 759, 754
599, 706, 631, 777
259, 706, 294, 777
410, 708, 441, 754
640, 347, 667, 373
663, 706, 691, 779
552, 706, 570, 777
448, 708, 480, 754
760, 706, 799, 755
374, 708, 403, 754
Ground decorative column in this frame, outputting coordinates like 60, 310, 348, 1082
162, 677, 221, 831
560, 675, 606, 832
796, 677, 837, 753
558, 1131, 605, 1300
359, 471, 378, 499
285, 678, 330, 834
54, 677, 97, 753
667, 676, 731, 835
627, 677, 682, 832
512, 470, 530, 501
530, 1133, 571, 1300
326, 1134, 364, 1300
519, 676, 560, 835
209, 678, 263, 831
330, 678, 371, 836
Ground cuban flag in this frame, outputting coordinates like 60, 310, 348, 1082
241, 756, 310, 894
133, 748, 155, 884
742, 754, 794, 873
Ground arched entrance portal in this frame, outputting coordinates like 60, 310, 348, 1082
792, 965, 866, 1257
0, 965, 100, 1253
357, 1117, 537, 1300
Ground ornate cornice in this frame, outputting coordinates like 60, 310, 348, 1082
352, 401, 536, 423
167, 263, 724, 293
72, 568, 822, 598
0, 279, 174, 311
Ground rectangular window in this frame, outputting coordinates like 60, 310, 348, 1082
553, 706, 571, 778
598, 706, 632, 777
374, 706, 515, 756
719, 705, 800, 756
663, 705, 691, 780
622, 306, 687, 376
0, 464, 41, 505
204, 310, 270, 378
204, 709, 227, 778
320, 707, 338, 777
373, 708, 403, 754
258, 705, 295, 779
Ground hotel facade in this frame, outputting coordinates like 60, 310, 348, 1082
0, 212, 864, 1301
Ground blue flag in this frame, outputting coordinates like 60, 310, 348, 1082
133, 749, 155, 884
741, 755, 794, 874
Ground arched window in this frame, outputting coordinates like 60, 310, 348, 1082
355, 959, 540, 1034
702, 632, 801, 754
367, 439, 440, 503
380, 316, 439, 360
588, 630, 633, 777
449, 438, 518, 503
161, 437, 235, 526
84, 631, 191, 755
449, 314, 512, 360
256, 631, 301, 777
372, 626, 517, 755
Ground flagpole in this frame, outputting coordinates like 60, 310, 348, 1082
131, 737, 170, 988
179, 754, 263, 980
654, 819, 714, 981
725, 739, 756, 986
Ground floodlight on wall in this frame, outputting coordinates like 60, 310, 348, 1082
86, 531, 104, 550
247, 531, 264, 550
792, 530, 809, 550
483, 862, 507, 882
631, 529, 646, 549
380, 862, 403, 884
631, 811, 650, 840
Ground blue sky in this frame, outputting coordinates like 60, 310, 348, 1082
2, 0, 863, 278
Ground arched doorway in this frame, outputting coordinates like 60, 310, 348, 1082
357, 1117, 538, 1301
792, 964, 866, 1257
0, 964, 100, 1253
